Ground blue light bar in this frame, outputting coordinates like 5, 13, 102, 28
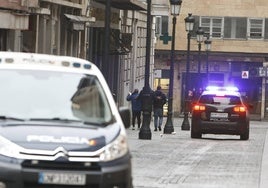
84, 64, 91, 69
73, 62, 81, 68
225, 86, 239, 92
206, 86, 219, 91
206, 86, 239, 92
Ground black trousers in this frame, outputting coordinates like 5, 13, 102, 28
132, 110, 141, 128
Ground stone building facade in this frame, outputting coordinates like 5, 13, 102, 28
0, 0, 34, 51
0, 0, 157, 108
0, 0, 94, 57
90, 0, 156, 107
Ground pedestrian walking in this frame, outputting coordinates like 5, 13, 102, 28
126, 89, 142, 130
153, 86, 167, 131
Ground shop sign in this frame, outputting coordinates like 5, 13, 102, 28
154, 70, 162, 78
241, 71, 248, 79
259, 67, 267, 77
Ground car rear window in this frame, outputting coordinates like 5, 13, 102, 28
199, 95, 241, 105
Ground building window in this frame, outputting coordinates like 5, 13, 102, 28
200, 17, 223, 38
224, 17, 247, 39
248, 18, 264, 39
155, 16, 168, 36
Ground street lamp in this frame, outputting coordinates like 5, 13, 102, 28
196, 27, 204, 88
103, 0, 111, 87
204, 36, 212, 86
164, 0, 182, 134
181, 13, 195, 131
139, 0, 153, 140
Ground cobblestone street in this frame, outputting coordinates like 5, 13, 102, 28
127, 118, 268, 188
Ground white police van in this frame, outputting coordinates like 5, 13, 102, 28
0, 52, 132, 188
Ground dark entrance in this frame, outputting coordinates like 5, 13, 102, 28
0, 29, 7, 51
87, 27, 121, 101
181, 72, 224, 112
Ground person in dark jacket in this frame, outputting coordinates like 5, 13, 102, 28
153, 86, 167, 131
127, 89, 142, 130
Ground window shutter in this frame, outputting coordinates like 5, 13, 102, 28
162, 16, 169, 35
236, 17, 247, 39
224, 17, 231, 38
191, 16, 199, 37
265, 18, 268, 39
155, 17, 161, 36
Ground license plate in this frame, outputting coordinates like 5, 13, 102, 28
38, 172, 86, 185
210, 112, 228, 119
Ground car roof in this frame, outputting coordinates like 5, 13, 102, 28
201, 86, 241, 97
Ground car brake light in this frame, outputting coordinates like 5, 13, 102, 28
193, 104, 206, 111
234, 106, 246, 112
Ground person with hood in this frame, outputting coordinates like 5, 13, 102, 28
126, 89, 142, 130
153, 86, 167, 131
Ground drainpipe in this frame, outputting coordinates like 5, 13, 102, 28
261, 77, 265, 120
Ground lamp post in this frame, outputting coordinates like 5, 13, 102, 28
204, 36, 212, 86
103, 0, 111, 86
181, 13, 195, 131
164, 0, 182, 134
196, 27, 204, 89
139, 0, 153, 140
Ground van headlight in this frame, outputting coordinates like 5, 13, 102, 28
0, 182, 6, 188
99, 133, 129, 162
0, 136, 22, 159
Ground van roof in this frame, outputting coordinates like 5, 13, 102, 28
0, 52, 93, 72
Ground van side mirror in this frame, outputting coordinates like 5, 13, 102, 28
119, 106, 131, 128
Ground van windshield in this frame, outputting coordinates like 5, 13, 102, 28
0, 69, 113, 125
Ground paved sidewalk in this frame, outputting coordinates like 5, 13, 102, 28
126, 117, 268, 188
260, 125, 268, 188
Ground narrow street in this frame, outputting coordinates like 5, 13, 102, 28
127, 118, 268, 188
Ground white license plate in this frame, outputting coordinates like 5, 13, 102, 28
210, 112, 228, 118
38, 172, 86, 185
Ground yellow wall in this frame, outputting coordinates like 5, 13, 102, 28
156, 0, 268, 53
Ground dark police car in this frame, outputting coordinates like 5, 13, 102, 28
0, 52, 132, 188
191, 86, 250, 140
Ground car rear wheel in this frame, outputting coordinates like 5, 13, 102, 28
191, 122, 202, 138
240, 128, 249, 140
240, 123, 249, 140
191, 129, 202, 138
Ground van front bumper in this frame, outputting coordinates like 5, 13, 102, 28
0, 153, 132, 188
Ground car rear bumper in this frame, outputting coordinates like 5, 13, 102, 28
0, 154, 132, 188
200, 120, 242, 134
192, 119, 248, 135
